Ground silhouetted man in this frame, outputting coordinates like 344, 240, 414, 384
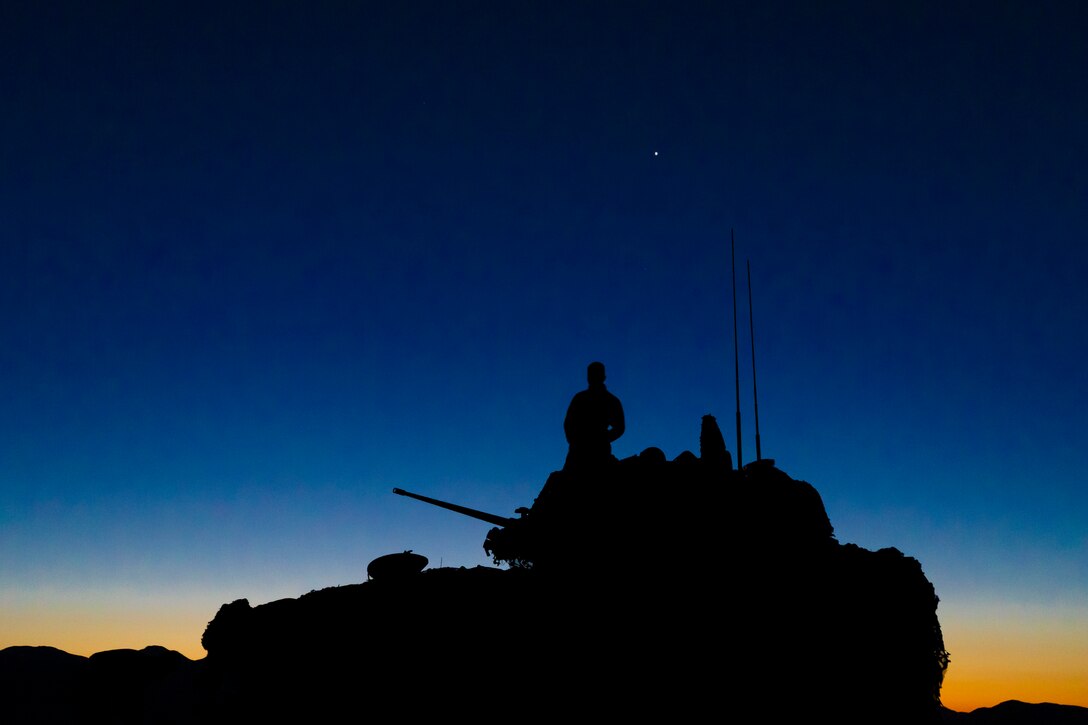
564, 361, 625, 470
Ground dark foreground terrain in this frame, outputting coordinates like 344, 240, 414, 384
3, 425, 1082, 724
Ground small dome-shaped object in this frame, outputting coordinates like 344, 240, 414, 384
367, 550, 428, 581
638, 446, 667, 464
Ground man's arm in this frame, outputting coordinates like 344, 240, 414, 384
608, 397, 625, 442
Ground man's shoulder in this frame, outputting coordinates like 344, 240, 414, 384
572, 386, 622, 405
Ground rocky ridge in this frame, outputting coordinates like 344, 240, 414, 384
13, 417, 1085, 723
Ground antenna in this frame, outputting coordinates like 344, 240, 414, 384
747, 258, 762, 461
731, 230, 743, 469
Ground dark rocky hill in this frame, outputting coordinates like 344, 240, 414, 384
17, 416, 1082, 724
942, 701, 1088, 725
0, 645, 206, 724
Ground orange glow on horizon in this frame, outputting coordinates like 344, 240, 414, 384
5, 594, 1088, 711
1, 597, 208, 661
939, 601, 1088, 712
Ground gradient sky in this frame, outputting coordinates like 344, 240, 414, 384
2, 2, 1086, 712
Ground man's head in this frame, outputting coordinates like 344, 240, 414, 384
587, 361, 606, 385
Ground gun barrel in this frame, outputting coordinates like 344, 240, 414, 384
393, 488, 516, 528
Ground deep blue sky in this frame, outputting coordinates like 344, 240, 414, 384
1, 2, 1086, 708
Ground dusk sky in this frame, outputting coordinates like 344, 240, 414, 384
2, 2, 1086, 712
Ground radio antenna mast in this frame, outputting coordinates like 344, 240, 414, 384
747, 258, 762, 461
731, 230, 743, 469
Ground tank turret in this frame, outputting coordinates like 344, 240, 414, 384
390, 414, 801, 573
